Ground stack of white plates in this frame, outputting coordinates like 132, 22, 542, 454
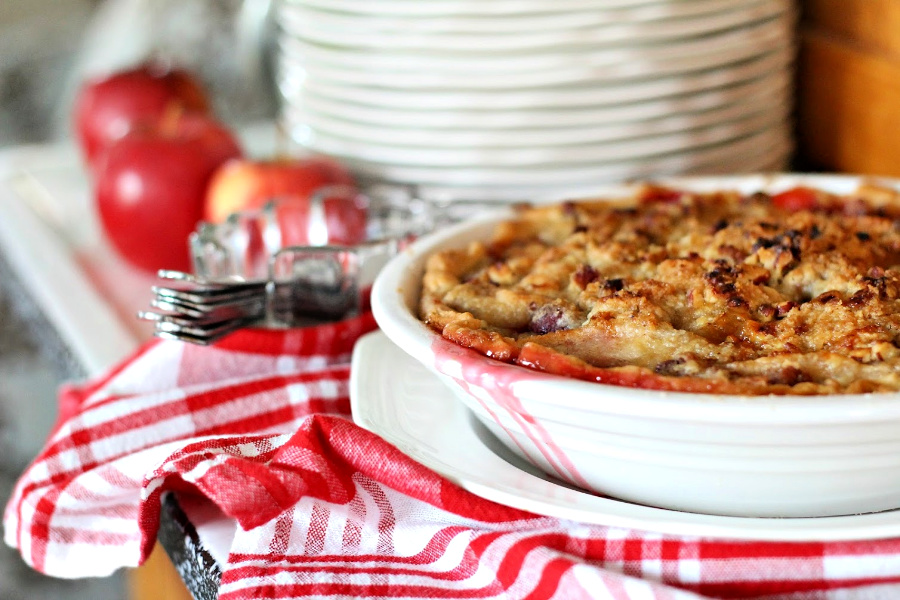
276, 0, 796, 200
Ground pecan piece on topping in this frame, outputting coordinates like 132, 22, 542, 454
758, 321, 779, 335
845, 289, 874, 307
814, 291, 841, 304
705, 267, 737, 295
775, 301, 796, 318
727, 296, 747, 308
758, 304, 776, 319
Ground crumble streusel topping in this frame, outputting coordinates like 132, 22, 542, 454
419, 184, 900, 395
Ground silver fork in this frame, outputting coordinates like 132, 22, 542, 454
138, 239, 400, 344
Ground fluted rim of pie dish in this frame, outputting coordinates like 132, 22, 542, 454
371, 174, 900, 425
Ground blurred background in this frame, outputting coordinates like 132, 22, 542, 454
0, 0, 98, 147
1, 4, 117, 598
0, 0, 276, 150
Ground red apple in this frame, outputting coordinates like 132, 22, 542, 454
95, 114, 242, 273
203, 157, 355, 224
274, 188, 370, 247
74, 63, 210, 169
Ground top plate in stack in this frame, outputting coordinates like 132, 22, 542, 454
276, 0, 796, 200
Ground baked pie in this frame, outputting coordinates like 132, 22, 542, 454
419, 184, 900, 395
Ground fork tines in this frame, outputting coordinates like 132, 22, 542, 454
139, 270, 268, 344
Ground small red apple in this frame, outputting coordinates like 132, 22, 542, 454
274, 188, 370, 247
95, 113, 242, 273
74, 63, 210, 169
203, 157, 355, 224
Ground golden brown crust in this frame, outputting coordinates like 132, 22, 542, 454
419, 184, 900, 395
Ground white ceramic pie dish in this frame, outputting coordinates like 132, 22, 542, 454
370, 174, 900, 518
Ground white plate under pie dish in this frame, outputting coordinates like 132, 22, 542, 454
350, 331, 900, 541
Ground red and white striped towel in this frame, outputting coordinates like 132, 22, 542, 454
6, 315, 900, 599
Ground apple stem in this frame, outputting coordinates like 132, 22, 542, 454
160, 102, 184, 136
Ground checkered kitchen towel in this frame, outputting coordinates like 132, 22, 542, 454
6, 314, 900, 599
